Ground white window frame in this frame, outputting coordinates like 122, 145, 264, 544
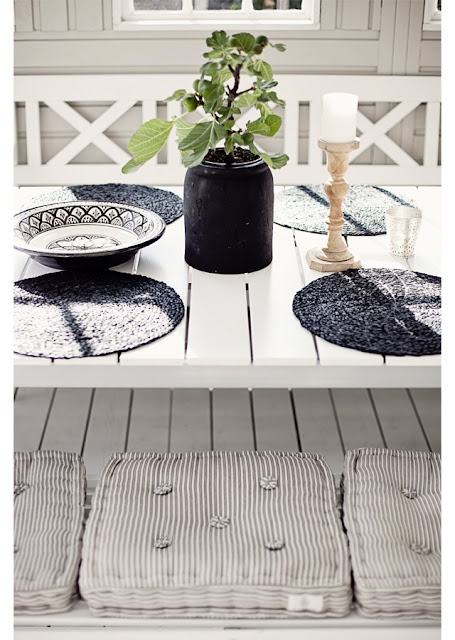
423, 0, 441, 31
112, 0, 321, 31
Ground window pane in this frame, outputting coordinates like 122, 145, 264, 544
133, 0, 183, 9
253, 0, 302, 9
193, 0, 241, 8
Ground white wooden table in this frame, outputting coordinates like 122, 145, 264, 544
14, 186, 441, 389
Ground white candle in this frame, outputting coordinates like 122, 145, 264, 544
321, 93, 358, 143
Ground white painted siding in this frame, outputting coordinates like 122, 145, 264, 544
14, 0, 440, 175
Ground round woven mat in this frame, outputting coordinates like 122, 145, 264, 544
14, 271, 185, 359
293, 269, 441, 357
274, 185, 416, 235
22, 184, 183, 225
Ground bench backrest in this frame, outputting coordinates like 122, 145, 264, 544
14, 74, 441, 186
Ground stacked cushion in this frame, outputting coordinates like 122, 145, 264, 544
14, 450, 86, 614
80, 451, 352, 618
342, 448, 441, 619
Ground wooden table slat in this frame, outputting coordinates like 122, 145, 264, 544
186, 270, 251, 366
248, 224, 317, 365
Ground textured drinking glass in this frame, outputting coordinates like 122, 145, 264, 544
385, 206, 422, 257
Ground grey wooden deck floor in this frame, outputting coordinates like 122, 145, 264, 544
14, 387, 440, 491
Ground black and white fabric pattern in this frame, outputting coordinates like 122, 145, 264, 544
80, 451, 352, 618
292, 269, 441, 357
14, 271, 185, 359
21, 184, 183, 225
14, 451, 86, 614
274, 185, 416, 235
341, 449, 441, 619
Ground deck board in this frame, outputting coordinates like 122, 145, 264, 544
169, 389, 212, 452
212, 389, 255, 452
252, 389, 299, 452
408, 388, 441, 453
369, 388, 429, 451
81, 388, 131, 487
126, 389, 171, 453
14, 387, 55, 451
331, 389, 386, 451
292, 389, 345, 478
40, 387, 92, 453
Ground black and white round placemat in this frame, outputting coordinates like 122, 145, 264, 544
21, 184, 183, 225
292, 269, 441, 357
14, 271, 185, 359
275, 185, 416, 236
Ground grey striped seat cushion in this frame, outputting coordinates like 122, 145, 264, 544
14, 451, 86, 614
342, 449, 441, 619
80, 451, 352, 618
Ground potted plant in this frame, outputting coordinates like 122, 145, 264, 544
122, 30, 289, 274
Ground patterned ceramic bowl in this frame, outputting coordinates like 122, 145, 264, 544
14, 200, 166, 269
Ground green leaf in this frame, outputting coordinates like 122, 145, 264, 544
202, 83, 224, 112
164, 89, 187, 102
271, 43, 286, 52
178, 120, 224, 152
249, 142, 289, 169
175, 119, 196, 158
121, 157, 146, 175
267, 91, 286, 107
206, 30, 229, 49
231, 32, 256, 53
183, 146, 210, 169
224, 136, 235, 156
236, 92, 258, 108
246, 114, 282, 137
127, 119, 175, 163
253, 60, 273, 83
257, 102, 275, 117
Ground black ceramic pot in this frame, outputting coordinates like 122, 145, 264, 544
183, 157, 274, 274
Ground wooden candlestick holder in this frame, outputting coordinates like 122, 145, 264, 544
306, 137, 362, 272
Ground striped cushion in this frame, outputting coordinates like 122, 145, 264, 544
80, 451, 352, 618
14, 451, 86, 614
342, 448, 441, 619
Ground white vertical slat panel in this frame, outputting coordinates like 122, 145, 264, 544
74, 0, 104, 31
341, 0, 370, 29
186, 271, 251, 366
294, 230, 383, 366
14, 0, 34, 32
120, 216, 188, 366
283, 99, 299, 168
38, 0, 68, 31
24, 101, 41, 166
307, 96, 324, 170
424, 103, 441, 167
248, 224, 317, 365
369, 389, 429, 451
166, 101, 183, 170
